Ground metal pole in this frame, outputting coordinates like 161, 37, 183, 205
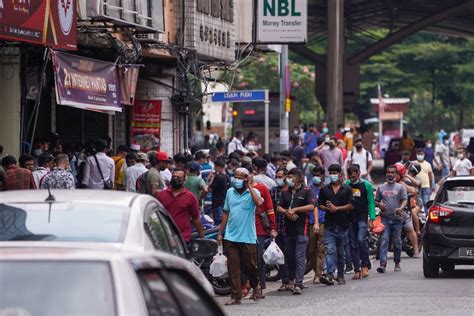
280, 45, 289, 151
327, 0, 344, 134
264, 90, 269, 154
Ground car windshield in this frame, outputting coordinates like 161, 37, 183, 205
437, 181, 474, 206
0, 261, 116, 315
0, 202, 130, 242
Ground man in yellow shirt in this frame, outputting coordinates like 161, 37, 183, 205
112, 145, 129, 190
400, 131, 415, 153
415, 148, 434, 214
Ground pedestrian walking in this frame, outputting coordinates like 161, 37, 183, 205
375, 165, 408, 273
125, 153, 148, 192
436, 135, 451, 178
217, 168, 264, 305
145, 151, 168, 195
347, 138, 373, 181
111, 145, 129, 191
277, 168, 316, 294
40, 154, 75, 190
415, 148, 434, 212
82, 139, 115, 190
315, 138, 344, 179
207, 159, 229, 226
184, 161, 208, 201
254, 158, 277, 190
228, 131, 248, 154
450, 147, 472, 176
318, 164, 354, 285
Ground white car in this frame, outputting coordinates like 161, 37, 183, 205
0, 190, 215, 295
0, 247, 224, 316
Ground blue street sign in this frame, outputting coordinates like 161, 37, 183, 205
211, 90, 267, 103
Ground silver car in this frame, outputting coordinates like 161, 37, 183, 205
0, 190, 215, 295
0, 247, 224, 316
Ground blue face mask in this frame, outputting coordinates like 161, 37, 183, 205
232, 178, 244, 189
329, 175, 339, 183
312, 176, 322, 185
322, 127, 329, 134
227, 169, 234, 176
276, 178, 285, 187
286, 179, 295, 188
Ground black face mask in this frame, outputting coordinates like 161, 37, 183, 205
329, 144, 336, 149
170, 177, 184, 189
387, 175, 396, 182
355, 144, 363, 150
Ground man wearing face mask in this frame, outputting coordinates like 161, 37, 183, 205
156, 167, 204, 243
450, 147, 472, 177
347, 138, 373, 181
217, 168, 264, 305
318, 164, 354, 285
424, 139, 434, 165
436, 135, 451, 178
226, 158, 240, 180
375, 165, 408, 273
316, 138, 344, 181
228, 131, 249, 154
415, 148, 434, 212
277, 168, 316, 294
345, 165, 375, 279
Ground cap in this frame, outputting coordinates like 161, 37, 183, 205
156, 151, 169, 161
137, 153, 148, 161
130, 144, 141, 151
235, 167, 250, 176
188, 161, 201, 172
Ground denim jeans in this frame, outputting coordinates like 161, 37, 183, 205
285, 235, 308, 287
275, 235, 289, 284
441, 165, 450, 178
379, 217, 403, 266
349, 221, 369, 272
212, 206, 223, 226
324, 227, 349, 278
345, 242, 352, 265
420, 188, 431, 215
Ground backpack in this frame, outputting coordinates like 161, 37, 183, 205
136, 171, 149, 194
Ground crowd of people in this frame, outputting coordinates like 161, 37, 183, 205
1, 124, 473, 306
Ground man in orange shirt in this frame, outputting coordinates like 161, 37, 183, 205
1, 156, 36, 190
400, 131, 415, 153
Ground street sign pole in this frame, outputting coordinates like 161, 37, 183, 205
264, 90, 270, 154
280, 45, 289, 151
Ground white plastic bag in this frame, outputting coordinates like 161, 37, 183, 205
263, 240, 285, 265
209, 246, 228, 278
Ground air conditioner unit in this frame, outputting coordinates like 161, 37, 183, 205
84, 0, 164, 33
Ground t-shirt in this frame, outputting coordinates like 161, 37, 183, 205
309, 185, 323, 224
209, 173, 229, 207
349, 149, 373, 175
160, 169, 172, 188
418, 160, 433, 188
436, 144, 450, 167
318, 184, 354, 230
146, 167, 164, 195
254, 174, 277, 190
279, 186, 315, 236
453, 158, 472, 176
223, 188, 261, 244
317, 148, 343, 175
375, 182, 408, 220
345, 180, 376, 222
254, 183, 276, 236
184, 175, 206, 200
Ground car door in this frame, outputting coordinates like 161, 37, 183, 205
155, 209, 188, 259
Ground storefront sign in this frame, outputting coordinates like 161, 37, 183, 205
131, 100, 162, 152
184, 0, 235, 61
0, 0, 77, 50
52, 51, 122, 113
256, 0, 307, 43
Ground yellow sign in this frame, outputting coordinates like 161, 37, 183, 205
285, 98, 291, 112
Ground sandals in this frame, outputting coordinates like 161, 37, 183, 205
278, 284, 291, 291
224, 299, 241, 305
251, 288, 265, 301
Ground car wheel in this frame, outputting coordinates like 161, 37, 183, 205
265, 264, 281, 282
423, 254, 439, 278
440, 263, 455, 272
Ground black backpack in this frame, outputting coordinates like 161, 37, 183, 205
136, 171, 149, 194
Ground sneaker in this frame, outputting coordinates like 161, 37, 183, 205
361, 267, 369, 278
337, 277, 346, 285
352, 272, 361, 280
394, 264, 401, 272
319, 274, 335, 286
377, 266, 386, 274
292, 286, 302, 295
344, 264, 354, 273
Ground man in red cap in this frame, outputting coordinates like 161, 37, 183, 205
146, 151, 169, 196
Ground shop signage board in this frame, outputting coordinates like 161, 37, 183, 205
52, 51, 122, 113
130, 100, 162, 152
0, 0, 77, 50
256, 0, 307, 43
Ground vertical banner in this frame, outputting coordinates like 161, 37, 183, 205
118, 65, 140, 106
131, 100, 162, 152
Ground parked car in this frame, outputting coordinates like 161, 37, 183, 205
383, 137, 425, 169
0, 190, 215, 294
423, 176, 474, 278
0, 247, 225, 316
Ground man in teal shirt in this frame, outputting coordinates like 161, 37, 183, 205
346, 164, 376, 279
217, 167, 264, 305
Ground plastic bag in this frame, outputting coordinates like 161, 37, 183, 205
209, 246, 228, 278
263, 240, 285, 265
372, 216, 385, 234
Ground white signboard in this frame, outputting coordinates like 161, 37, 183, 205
256, 0, 307, 43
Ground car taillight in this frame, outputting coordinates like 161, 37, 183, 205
429, 205, 454, 223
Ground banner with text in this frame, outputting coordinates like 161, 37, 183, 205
52, 51, 122, 113
0, 0, 77, 50
131, 100, 162, 152
256, 0, 307, 43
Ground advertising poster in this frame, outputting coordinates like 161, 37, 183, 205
131, 100, 162, 152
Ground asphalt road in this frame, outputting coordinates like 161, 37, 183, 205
217, 255, 474, 315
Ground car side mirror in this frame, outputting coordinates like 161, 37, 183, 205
189, 239, 218, 258
426, 200, 434, 209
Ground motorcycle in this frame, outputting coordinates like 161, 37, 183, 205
191, 215, 231, 296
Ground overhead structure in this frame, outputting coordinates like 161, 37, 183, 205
292, 0, 474, 132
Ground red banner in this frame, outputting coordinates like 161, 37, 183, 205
131, 100, 162, 152
0, 0, 77, 50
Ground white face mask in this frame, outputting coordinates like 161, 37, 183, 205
426, 143, 432, 148
458, 154, 465, 160
417, 155, 425, 161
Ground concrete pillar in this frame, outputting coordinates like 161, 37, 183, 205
327, 0, 345, 133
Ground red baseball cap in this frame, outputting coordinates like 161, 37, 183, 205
156, 151, 169, 161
